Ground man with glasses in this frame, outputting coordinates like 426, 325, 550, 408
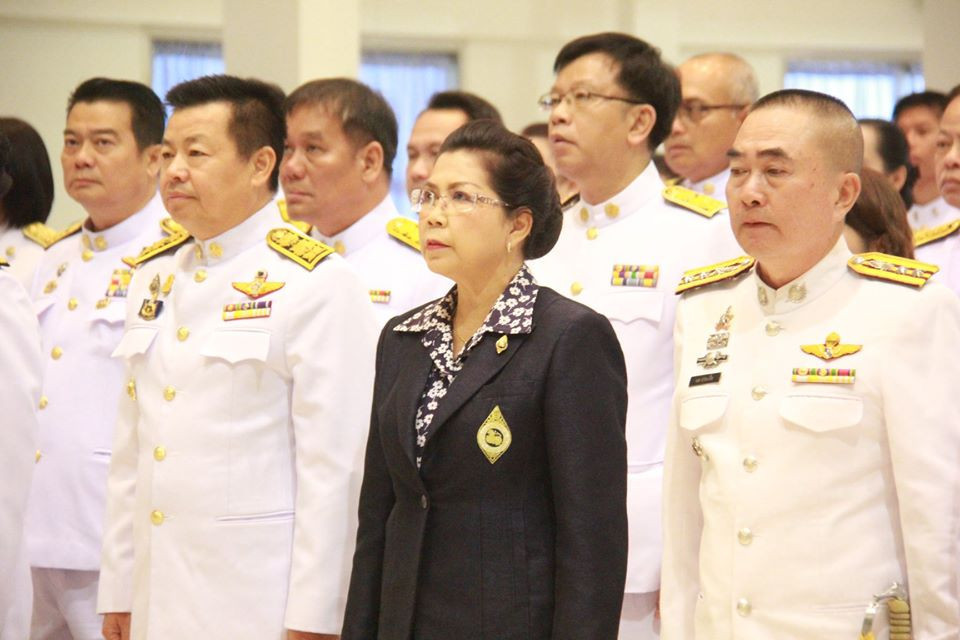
530, 32, 739, 639
665, 53, 757, 203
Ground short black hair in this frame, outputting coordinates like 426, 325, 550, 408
285, 78, 398, 177
67, 77, 165, 152
439, 120, 562, 260
0, 118, 54, 227
892, 90, 948, 121
166, 75, 286, 191
426, 91, 503, 124
859, 118, 917, 207
0, 131, 12, 202
554, 32, 680, 150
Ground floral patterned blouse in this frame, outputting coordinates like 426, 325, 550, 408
393, 264, 538, 468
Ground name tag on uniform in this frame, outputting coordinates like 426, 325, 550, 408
690, 372, 721, 387
222, 300, 272, 321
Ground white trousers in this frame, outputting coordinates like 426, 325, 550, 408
619, 591, 660, 640
29, 568, 101, 640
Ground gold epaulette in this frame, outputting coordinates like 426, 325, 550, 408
267, 227, 334, 270
675, 255, 756, 294
277, 199, 312, 235
387, 217, 420, 251
848, 252, 938, 288
913, 219, 960, 248
663, 185, 725, 219
560, 192, 581, 212
22, 220, 83, 249
122, 218, 191, 268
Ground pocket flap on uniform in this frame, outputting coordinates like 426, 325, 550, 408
678, 393, 728, 431
112, 325, 158, 358
779, 394, 863, 432
595, 290, 664, 324
201, 328, 270, 364
90, 298, 127, 324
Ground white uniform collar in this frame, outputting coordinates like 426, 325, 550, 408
81, 192, 165, 254
310, 194, 397, 256
573, 162, 663, 238
188, 201, 279, 268
682, 167, 730, 200
753, 236, 850, 315
908, 195, 960, 229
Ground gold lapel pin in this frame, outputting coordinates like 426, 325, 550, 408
495, 335, 509, 355
800, 332, 862, 361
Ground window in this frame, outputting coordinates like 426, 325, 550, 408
360, 52, 459, 213
152, 41, 225, 105
784, 60, 924, 119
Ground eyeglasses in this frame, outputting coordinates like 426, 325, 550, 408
677, 100, 747, 124
410, 188, 512, 214
537, 89, 645, 113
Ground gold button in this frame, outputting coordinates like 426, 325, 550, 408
604, 203, 619, 218
57, 262, 68, 276
579, 207, 589, 223
765, 321, 781, 336
35, 449, 42, 463
51, 346, 63, 360
177, 327, 190, 341
788, 283, 806, 303
703, 182, 715, 196
334, 240, 346, 255
756, 287, 768, 306
194, 269, 207, 283
96, 298, 110, 309
126, 379, 137, 400
691, 437, 708, 460
738, 527, 753, 545
153, 446, 167, 461
742, 456, 758, 472
82, 250, 94, 262
94, 236, 108, 251
163, 386, 176, 401
737, 598, 751, 617
150, 510, 165, 526
67, 298, 79, 311
39, 395, 48, 409
43, 280, 57, 294
586, 226, 598, 240
750, 386, 767, 401
5, 246, 15, 257
570, 282, 583, 296
209, 242, 223, 258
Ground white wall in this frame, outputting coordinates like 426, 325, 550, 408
0, 0, 940, 227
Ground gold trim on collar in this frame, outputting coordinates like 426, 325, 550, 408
913, 219, 960, 248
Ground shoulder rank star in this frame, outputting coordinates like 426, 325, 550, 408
800, 332, 861, 361
232, 270, 284, 299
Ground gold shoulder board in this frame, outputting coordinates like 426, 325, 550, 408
560, 192, 581, 212
22, 220, 83, 249
277, 199, 312, 235
663, 185, 725, 219
675, 255, 756, 294
122, 218, 191, 268
847, 252, 938, 288
387, 217, 421, 251
267, 227, 334, 270
913, 219, 960, 248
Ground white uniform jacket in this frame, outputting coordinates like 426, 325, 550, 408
309, 195, 451, 326
0, 224, 45, 290
662, 239, 960, 639
916, 228, 960, 299
682, 167, 730, 202
907, 196, 960, 231
97, 204, 379, 639
531, 161, 740, 593
25, 195, 166, 570
0, 272, 41, 638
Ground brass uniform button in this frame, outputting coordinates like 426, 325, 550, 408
334, 240, 346, 255
736, 598, 752, 617
570, 282, 583, 296
96, 298, 110, 309
742, 456, 758, 472
163, 386, 176, 402
82, 250, 94, 262
94, 236, 108, 251
150, 510, 165, 526
35, 449, 42, 463
67, 298, 79, 311
153, 446, 167, 461
194, 269, 207, 283
51, 346, 63, 360
126, 379, 137, 400
703, 182, 715, 196
177, 327, 190, 341
5, 246, 15, 258
43, 281, 57, 294
579, 207, 589, 223
750, 386, 767, 401
38, 395, 48, 409
738, 528, 753, 545
604, 203, 619, 218
788, 283, 806, 303
209, 242, 223, 258
586, 226, 598, 240
765, 321, 781, 336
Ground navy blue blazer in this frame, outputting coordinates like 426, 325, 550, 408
342, 286, 628, 640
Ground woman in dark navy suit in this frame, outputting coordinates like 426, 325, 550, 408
342, 120, 628, 640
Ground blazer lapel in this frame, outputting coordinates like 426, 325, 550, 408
424, 332, 528, 446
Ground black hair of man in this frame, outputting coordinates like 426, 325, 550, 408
285, 78, 398, 178
553, 32, 680, 150
67, 77, 165, 152
439, 119, 561, 259
858, 118, 917, 207
0, 118, 54, 227
750, 89, 863, 174
425, 91, 503, 125
0, 130, 12, 202
166, 75, 286, 191
892, 90, 948, 121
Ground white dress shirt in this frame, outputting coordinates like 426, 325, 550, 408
0, 224, 47, 289
907, 195, 960, 231
682, 167, 731, 202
